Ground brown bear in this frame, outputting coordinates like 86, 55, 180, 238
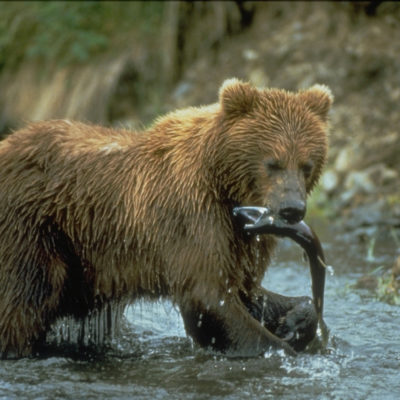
0, 78, 332, 358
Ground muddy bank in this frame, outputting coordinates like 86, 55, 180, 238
166, 2, 400, 229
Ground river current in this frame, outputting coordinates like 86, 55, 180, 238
1, 220, 399, 400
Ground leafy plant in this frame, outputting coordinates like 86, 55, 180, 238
376, 272, 400, 305
0, 1, 164, 68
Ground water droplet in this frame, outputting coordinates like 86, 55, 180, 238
227, 287, 232, 294
327, 265, 335, 276
211, 337, 216, 344
256, 235, 261, 242
219, 299, 225, 306
197, 320, 202, 328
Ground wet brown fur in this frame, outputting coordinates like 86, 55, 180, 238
0, 79, 332, 357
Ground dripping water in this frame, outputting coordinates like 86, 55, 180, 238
47, 302, 126, 348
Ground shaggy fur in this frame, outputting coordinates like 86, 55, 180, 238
0, 78, 332, 357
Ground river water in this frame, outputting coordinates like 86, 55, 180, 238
1, 220, 399, 400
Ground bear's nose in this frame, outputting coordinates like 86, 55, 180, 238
278, 200, 306, 224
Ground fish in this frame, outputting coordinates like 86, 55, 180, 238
233, 206, 328, 344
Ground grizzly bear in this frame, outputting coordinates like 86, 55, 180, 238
0, 78, 332, 358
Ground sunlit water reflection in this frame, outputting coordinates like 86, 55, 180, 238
1, 223, 399, 399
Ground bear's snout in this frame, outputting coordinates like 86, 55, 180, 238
278, 199, 306, 224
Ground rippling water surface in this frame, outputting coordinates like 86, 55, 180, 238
1, 222, 399, 400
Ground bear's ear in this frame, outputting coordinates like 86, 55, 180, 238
301, 84, 333, 122
219, 78, 257, 116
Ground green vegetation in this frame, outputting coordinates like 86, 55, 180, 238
306, 185, 337, 220
376, 272, 400, 305
386, 193, 400, 208
0, 1, 164, 68
353, 263, 400, 306
360, 235, 400, 305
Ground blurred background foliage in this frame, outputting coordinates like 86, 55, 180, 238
0, 1, 164, 67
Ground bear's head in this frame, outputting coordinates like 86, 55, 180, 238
215, 78, 333, 223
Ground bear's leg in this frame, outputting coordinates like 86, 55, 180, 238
0, 305, 50, 358
0, 256, 67, 359
0, 222, 93, 358
179, 296, 297, 357
243, 289, 318, 352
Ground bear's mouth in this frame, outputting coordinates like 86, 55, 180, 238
232, 206, 327, 335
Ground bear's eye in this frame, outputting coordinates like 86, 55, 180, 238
300, 161, 314, 178
264, 159, 283, 172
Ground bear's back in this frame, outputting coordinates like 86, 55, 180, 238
0, 120, 144, 161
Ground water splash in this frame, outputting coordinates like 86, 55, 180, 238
327, 265, 335, 276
